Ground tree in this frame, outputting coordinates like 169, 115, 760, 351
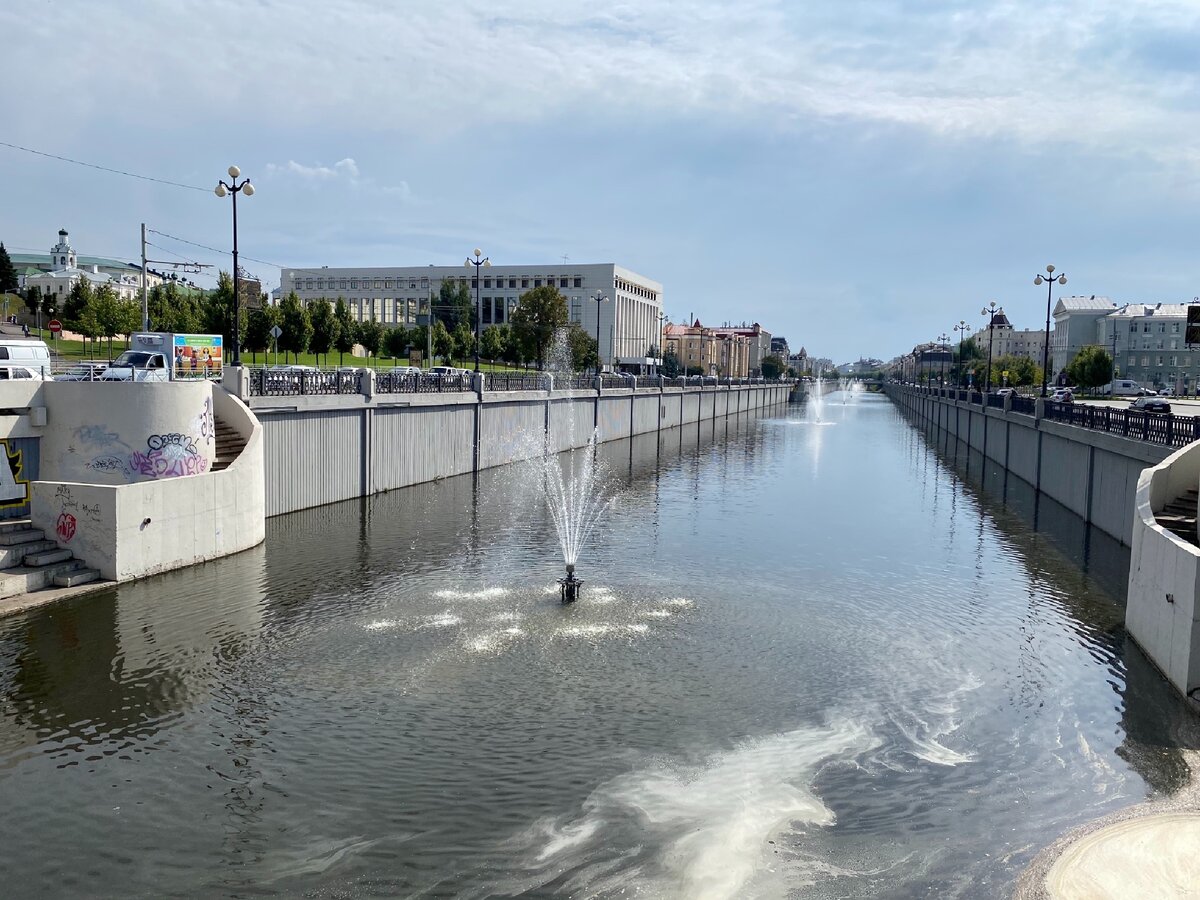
480, 325, 504, 362
431, 319, 453, 363
278, 291, 313, 363
567, 325, 598, 373
993, 354, 1040, 387
149, 281, 203, 334
0, 243, 17, 295
1066, 345, 1113, 391
434, 279, 473, 331
357, 316, 384, 360
500, 324, 524, 366
662, 347, 682, 378
333, 297, 356, 365
201, 271, 246, 353
308, 297, 338, 366
23, 286, 41, 318
760, 355, 784, 379
383, 325, 410, 361
244, 304, 280, 365
452, 321, 475, 364
63, 278, 94, 330
509, 285, 568, 370
954, 336, 985, 386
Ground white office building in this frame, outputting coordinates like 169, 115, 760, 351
1100, 303, 1193, 392
1050, 295, 1119, 378
278, 263, 663, 371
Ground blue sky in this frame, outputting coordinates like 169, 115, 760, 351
3, 0, 1200, 363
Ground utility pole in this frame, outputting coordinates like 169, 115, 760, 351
140, 224, 210, 333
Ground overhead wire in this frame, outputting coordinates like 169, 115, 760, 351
0, 140, 210, 192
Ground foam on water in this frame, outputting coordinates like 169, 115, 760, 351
641, 609, 672, 619
363, 619, 400, 632
419, 613, 462, 629
523, 718, 879, 899
433, 587, 511, 601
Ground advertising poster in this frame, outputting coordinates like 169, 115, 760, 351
173, 334, 224, 379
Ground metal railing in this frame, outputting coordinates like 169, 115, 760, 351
376, 372, 473, 394
1010, 396, 1036, 415
1043, 401, 1200, 449
249, 367, 361, 397
486, 372, 549, 392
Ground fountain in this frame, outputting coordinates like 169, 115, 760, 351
809, 372, 826, 422
536, 331, 618, 602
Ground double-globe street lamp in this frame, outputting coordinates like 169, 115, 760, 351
980, 301, 1003, 393
591, 290, 608, 377
1035, 264, 1067, 397
214, 166, 254, 367
464, 248, 491, 373
954, 320, 972, 387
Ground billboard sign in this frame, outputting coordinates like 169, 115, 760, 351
172, 334, 224, 379
1187, 305, 1200, 346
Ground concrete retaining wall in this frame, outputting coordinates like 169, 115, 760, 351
251, 383, 790, 517
28, 387, 265, 582
887, 386, 1169, 546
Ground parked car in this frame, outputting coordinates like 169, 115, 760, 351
1101, 379, 1142, 397
391, 366, 422, 375
1130, 396, 1171, 414
995, 387, 1016, 397
55, 363, 107, 382
1050, 388, 1074, 403
0, 365, 45, 381
429, 366, 470, 377
1137, 388, 1157, 396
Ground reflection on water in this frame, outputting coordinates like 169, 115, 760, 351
0, 394, 1198, 898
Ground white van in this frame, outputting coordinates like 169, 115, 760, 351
0, 340, 51, 378
1101, 379, 1141, 397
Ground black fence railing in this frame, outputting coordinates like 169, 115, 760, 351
1011, 396, 1036, 415
1043, 401, 1200, 449
376, 372, 473, 394
249, 367, 361, 397
486, 372, 550, 392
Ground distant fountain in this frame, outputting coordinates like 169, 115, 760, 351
535, 330, 617, 602
809, 373, 826, 422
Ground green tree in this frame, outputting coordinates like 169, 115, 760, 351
148, 281, 203, 334
333, 297, 356, 365
993, 354, 1040, 388
662, 347, 682, 378
383, 325, 410, 361
201, 271, 246, 354
63, 278, 94, 330
431, 319, 453, 363
452, 321, 475, 364
244, 304, 280, 365
434, 279, 473, 330
480, 325, 504, 362
500, 324, 524, 366
567, 325, 598, 373
23, 286, 41, 318
1065, 345, 1113, 391
0, 243, 17, 294
308, 297, 338, 366
278, 291, 313, 363
760, 355, 784, 379
509, 285, 568, 370
357, 316, 384, 360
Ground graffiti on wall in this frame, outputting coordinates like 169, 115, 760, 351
0, 440, 28, 508
194, 397, 214, 447
129, 434, 209, 479
56, 512, 76, 542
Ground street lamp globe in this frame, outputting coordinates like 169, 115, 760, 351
473, 248, 482, 258
1034, 275, 1044, 285
1057, 274, 1066, 285
483, 259, 491, 268
464, 259, 472, 268
1046, 264, 1055, 274
228, 165, 240, 179
242, 182, 255, 197
214, 183, 228, 197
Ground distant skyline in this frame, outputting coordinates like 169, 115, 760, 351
3, 1, 1200, 363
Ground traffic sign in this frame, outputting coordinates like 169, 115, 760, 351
270, 324, 283, 339
48, 320, 62, 334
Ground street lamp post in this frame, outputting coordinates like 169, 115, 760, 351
1035, 264, 1067, 397
464, 248, 490, 373
591, 290, 608, 377
214, 165, 255, 367
656, 311, 667, 375
938, 333, 950, 388
954, 320, 971, 387
980, 301, 1003, 393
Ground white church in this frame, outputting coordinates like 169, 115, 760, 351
18, 229, 158, 303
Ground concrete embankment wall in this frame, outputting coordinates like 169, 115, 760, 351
251, 384, 789, 517
887, 385, 1170, 546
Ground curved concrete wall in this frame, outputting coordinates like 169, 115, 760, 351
40, 381, 217, 484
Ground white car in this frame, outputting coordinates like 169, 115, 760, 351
0, 365, 45, 381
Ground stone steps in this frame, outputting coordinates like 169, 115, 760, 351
211, 416, 247, 473
0, 528, 46, 546
1156, 489, 1200, 546
0, 522, 106, 600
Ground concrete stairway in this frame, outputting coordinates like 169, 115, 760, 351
212, 417, 247, 473
0, 522, 102, 596
1155, 489, 1199, 546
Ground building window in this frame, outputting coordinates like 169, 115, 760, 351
560, 277, 569, 288
420, 278, 429, 289
534, 278, 542, 287
484, 278, 492, 288
340, 279, 348, 289
1142, 356, 1149, 366
521, 278, 529, 288
574, 277, 582, 288
350, 279, 359, 289
1171, 355, 1179, 366
1157, 355, 1164, 366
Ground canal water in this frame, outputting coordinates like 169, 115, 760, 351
1, 392, 1198, 898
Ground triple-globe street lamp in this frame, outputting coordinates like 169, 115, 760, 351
938, 333, 950, 387
214, 166, 254, 367
464, 248, 491, 373
980, 301, 1003, 393
1035, 264, 1067, 397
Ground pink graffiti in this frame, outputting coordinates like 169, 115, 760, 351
129, 450, 209, 479
56, 512, 76, 542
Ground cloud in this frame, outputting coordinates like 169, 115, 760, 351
267, 158, 360, 181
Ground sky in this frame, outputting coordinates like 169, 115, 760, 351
3, 0, 1200, 364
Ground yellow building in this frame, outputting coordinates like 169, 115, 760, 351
664, 320, 750, 377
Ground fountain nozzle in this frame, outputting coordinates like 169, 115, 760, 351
558, 564, 583, 603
